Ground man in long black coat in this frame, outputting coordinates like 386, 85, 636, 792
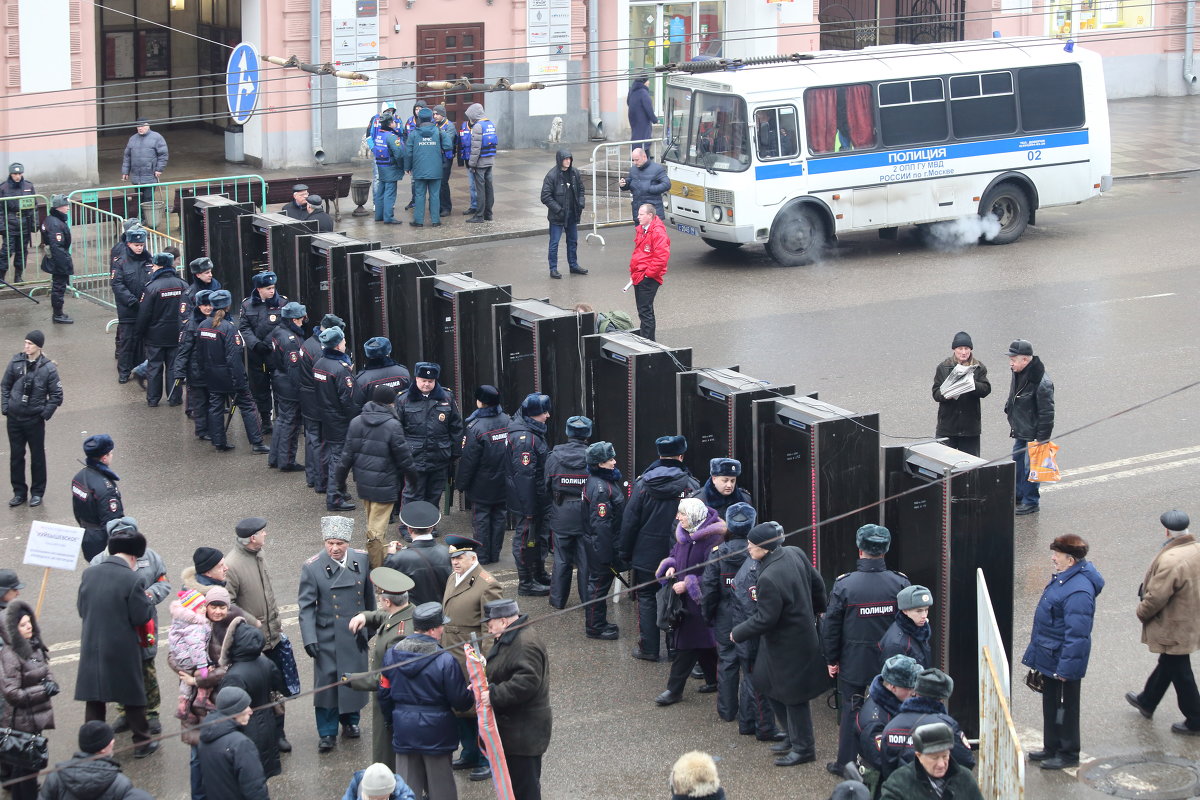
731, 522, 828, 768
483, 598, 552, 800
75, 528, 157, 757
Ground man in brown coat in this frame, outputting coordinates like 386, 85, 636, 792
1126, 509, 1200, 735
441, 534, 502, 781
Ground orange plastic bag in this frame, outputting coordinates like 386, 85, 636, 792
1027, 440, 1060, 483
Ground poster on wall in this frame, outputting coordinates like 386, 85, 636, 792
139, 30, 170, 77
332, 0, 379, 130
105, 31, 136, 80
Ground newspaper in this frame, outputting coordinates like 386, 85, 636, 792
939, 365, 976, 399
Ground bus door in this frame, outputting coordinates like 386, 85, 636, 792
752, 105, 803, 206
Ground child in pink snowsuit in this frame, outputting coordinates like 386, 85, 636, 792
168, 588, 212, 718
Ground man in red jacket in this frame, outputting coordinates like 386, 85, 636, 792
627, 203, 670, 342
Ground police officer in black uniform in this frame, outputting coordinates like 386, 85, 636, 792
266, 302, 308, 472
396, 362, 463, 509
700, 502, 757, 724
0, 163, 35, 284
353, 337, 411, 414
110, 227, 152, 383
238, 270, 288, 432
305, 195, 335, 232
173, 290, 214, 440
196, 289, 269, 454
581, 440, 626, 640
383, 500, 453, 606
184, 257, 221, 317
822, 523, 910, 776
135, 252, 189, 407
455, 386, 510, 565
299, 314, 343, 494
694, 458, 752, 519
545, 415, 592, 609
39, 194, 75, 324
71, 434, 124, 561
312, 325, 357, 512
281, 184, 311, 220
506, 393, 552, 596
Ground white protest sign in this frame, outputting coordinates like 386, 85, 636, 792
23, 520, 86, 571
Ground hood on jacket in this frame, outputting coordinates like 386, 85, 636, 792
466, 103, 484, 124
1, 599, 41, 659
676, 506, 726, 544
390, 633, 443, 678
51, 755, 130, 800
1058, 559, 1105, 596
199, 714, 241, 744
555, 149, 573, 167
170, 599, 209, 626
360, 401, 396, 427
642, 460, 694, 499
221, 615, 265, 665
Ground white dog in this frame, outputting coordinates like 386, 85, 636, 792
548, 116, 564, 143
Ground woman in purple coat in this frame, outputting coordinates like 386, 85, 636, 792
654, 497, 726, 706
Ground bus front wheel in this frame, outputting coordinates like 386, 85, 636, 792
766, 205, 827, 266
980, 183, 1030, 245
701, 237, 744, 252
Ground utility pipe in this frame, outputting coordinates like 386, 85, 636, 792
588, 0, 604, 139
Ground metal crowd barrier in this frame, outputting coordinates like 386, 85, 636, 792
584, 139, 652, 247
977, 569, 1025, 798
0, 194, 49, 293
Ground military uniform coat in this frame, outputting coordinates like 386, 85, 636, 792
441, 565, 502, 675
225, 538, 283, 650
74, 556, 155, 706
298, 548, 375, 712
347, 604, 415, 765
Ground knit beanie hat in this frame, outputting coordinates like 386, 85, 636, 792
78, 721, 115, 754
360, 763, 397, 796
177, 588, 208, 612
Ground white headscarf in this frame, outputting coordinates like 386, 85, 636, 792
678, 497, 709, 532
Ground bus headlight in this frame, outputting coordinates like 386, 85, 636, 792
711, 206, 723, 223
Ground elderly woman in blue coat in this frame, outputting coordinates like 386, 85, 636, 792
1021, 533, 1104, 771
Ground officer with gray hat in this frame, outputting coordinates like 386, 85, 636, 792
110, 225, 153, 382
879, 667, 974, 780
880, 585, 934, 668
822, 524, 910, 775
298, 516, 374, 752
856, 653, 922, 790
299, 313, 345, 493
40, 193, 75, 323
347, 566, 416, 765
879, 722, 984, 799
0, 162, 35, 284
265, 301, 308, 472
545, 415, 593, 608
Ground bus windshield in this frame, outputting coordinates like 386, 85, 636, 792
664, 88, 750, 172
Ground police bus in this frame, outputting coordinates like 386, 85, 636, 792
661, 37, 1112, 266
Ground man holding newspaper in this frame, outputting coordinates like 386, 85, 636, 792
931, 331, 992, 457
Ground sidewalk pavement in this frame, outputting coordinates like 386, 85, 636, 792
78, 95, 1200, 255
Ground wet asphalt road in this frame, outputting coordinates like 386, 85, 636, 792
2, 172, 1199, 799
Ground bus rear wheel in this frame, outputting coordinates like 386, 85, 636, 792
766, 204, 826, 266
701, 237, 744, 252
980, 183, 1030, 245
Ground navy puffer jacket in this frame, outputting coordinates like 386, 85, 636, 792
378, 633, 474, 754
1021, 559, 1103, 681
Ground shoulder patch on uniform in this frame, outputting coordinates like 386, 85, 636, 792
836, 572, 849, 581
481, 571, 496, 583
712, 545, 720, 551
305, 553, 321, 564
895, 570, 909, 579
352, 548, 367, 554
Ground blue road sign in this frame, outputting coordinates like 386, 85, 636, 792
226, 42, 260, 125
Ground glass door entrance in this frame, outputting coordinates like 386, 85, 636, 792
628, 1, 724, 117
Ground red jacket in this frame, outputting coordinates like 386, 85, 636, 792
629, 216, 670, 285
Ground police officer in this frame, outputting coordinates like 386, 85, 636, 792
700, 502, 758, 725
455, 385, 510, 565
507, 393, 553, 596
694, 458, 752, 519
312, 326, 357, 512
185, 256, 221, 313
266, 302, 308, 472
346, 566, 416, 766
353, 337, 411, 414
440, 534, 502, 781
856, 654, 921, 793
71, 434, 124, 561
384, 500, 452, 606
465, 103, 497, 223
281, 183, 311, 220
299, 314, 344, 494
298, 515, 375, 753
580, 440, 625, 640
135, 252, 188, 407
822, 523, 910, 776
372, 115, 405, 224
0, 163, 35, 284
304, 195, 335, 232
238, 270, 288, 432
432, 105, 457, 217
39, 194, 74, 324
173, 290, 214, 440
396, 362, 463, 509
195, 289, 269, 454
110, 226, 152, 383
545, 415, 592, 609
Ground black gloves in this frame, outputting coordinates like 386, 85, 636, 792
304, 643, 319, 659
42, 679, 60, 697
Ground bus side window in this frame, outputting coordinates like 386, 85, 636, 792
777, 107, 799, 158
804, 84, 876, 155
755, 107, 799, 160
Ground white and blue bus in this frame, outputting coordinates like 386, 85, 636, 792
661, 37, 1112, 266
